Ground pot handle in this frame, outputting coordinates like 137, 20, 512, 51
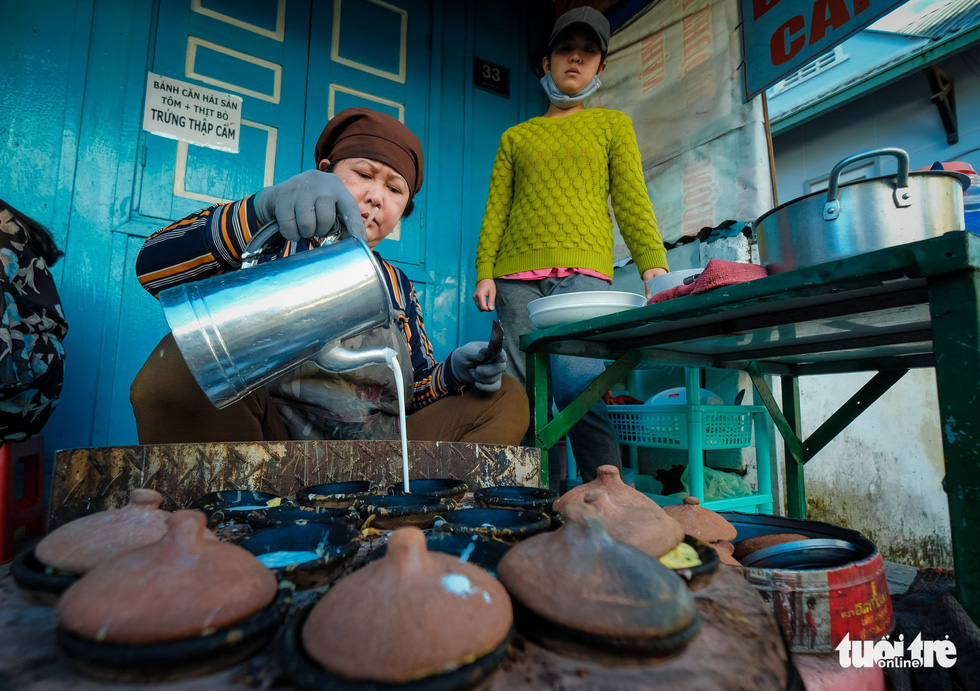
823, 148, 912, 221
240, 220, 284, 269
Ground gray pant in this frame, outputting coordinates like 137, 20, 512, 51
495, 274, 622, 482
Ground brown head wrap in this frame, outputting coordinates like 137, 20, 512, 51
314, 108, 424, 196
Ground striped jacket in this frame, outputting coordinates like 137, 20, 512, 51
135, 194, 460, 412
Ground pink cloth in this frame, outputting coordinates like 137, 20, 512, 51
602, 393, 644, 405
646, 259, 768, 305
499, 267, 612, 282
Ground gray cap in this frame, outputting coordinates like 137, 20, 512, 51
547, 7, 610, 53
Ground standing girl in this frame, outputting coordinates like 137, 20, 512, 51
472, 7, 668, 481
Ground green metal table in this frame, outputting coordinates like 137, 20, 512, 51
522, 231, 980, 622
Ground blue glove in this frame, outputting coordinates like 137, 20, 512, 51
450, 341, 507, 392
255, 170, 366, 243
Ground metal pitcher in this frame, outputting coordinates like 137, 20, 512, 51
158, 222, 395, 409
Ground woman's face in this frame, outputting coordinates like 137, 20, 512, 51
318, 157, 410, 248
543, 29, 605, 95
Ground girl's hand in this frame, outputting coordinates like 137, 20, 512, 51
641, 267, 668, 300
473, 279, 497, 312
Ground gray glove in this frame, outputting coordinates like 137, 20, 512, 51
255, 169, 366, 243
450, 341, 507, 392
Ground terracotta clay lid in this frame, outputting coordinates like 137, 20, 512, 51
302, 527, 512, 683
712, 540, 741, 566
553, 465, 659, 515
662, 496, 737, 543
497, 502, 696, 641
581, 489, 684, 558
733, 533, 810, 562
56, 510, 278, 644
36, 488, 169, 574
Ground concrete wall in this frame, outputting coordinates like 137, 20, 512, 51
765, 45, 980, 569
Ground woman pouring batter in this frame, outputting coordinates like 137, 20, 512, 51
131, 108, 526, 446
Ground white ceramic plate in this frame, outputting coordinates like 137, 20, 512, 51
527, 291, 647, 329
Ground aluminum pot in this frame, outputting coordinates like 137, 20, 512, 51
159, 222, 395, 409
756, 148, 970, 273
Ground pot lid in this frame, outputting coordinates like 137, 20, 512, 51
711, 540, 742, 566
35, 489, 169, 574
582, 489, 684, 558
553, 465, 659, 515
663, 496, 737, 543
497, 502, 697, 641
56, 511, 278, 644
733, 533, 810, 563
302, 527, 512, 684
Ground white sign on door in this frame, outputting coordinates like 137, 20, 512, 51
142, 72, 243, 153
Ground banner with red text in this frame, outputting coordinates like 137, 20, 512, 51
740, 0, 905, 99
591, 0, 773, 250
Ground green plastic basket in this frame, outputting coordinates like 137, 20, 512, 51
606, 405, 754, 449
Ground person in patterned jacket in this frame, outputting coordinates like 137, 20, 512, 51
131, 108, 526, 445
1, 199, 68, 441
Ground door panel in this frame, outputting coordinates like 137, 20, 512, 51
97, 230, 172, 444
136, 0, 310, 224
305, 0, 432, 268
100, 0, 438, 445
100, 0, 314, 445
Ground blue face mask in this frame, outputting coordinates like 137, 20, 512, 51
540, 71, 602, 109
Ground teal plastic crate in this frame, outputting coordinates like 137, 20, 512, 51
606, 404, 757, 449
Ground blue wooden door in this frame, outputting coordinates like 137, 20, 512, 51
97, 0, 434, 446
306, 0, 431, 268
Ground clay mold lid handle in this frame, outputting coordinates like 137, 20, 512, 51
582, 489, 685, 558
56, 510, 278, 644
35, 488, 170, 574
497, 502, 697, 641
662, 496, 737, 543
553, 465, 658, 515
302, 527, 512, 684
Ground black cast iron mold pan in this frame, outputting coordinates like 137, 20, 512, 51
353, 494, 454, 530
189, 490, 284, 527
234, 522, 360, 589
11, 548, 80, 606
510, 598, 700, 665
473, 486, 558, 512
386, 478, 468, 503
298, 481, 374, 509
246, 504, 358, 530
55, 589, 290, 683
672, 536, 720, 591
434, 508, 551, 542
367, 532, 511, 577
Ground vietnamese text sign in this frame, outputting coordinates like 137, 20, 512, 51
142, 72, 243, 152
740, 0, 905, 99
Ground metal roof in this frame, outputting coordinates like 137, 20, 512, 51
770, 0, 980, 133
895, 0, 980, 39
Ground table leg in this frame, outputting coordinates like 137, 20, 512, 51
525, 348, 552, 489
754, 408, 774, 514
928, 270, 980, 623
781, 377, 806, 519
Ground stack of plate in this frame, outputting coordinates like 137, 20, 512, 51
527, 291, 646, 328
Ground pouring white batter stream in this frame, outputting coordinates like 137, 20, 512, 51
383, 350, 411, 494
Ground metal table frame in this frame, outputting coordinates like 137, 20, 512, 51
522, 231, 980, 622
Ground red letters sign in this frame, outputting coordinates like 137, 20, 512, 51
739, 0, 905, 100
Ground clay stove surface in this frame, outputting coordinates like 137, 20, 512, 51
48, 440, 540, 528
0, 563, 789, 690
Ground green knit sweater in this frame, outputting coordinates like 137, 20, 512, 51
475, 108, 667, 281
